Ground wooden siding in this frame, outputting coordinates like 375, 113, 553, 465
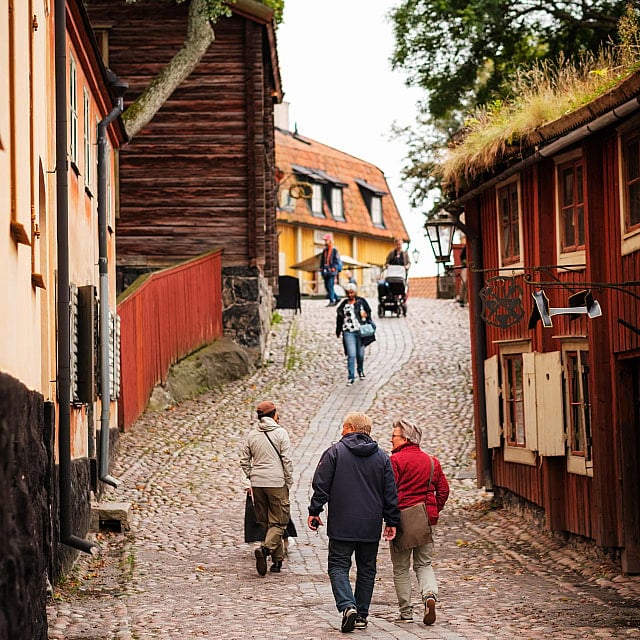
117, 251, 223, 431
87, 3, 278, 278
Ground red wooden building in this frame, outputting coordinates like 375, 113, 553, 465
86, 0, 282, 356
447, 71, 640, 572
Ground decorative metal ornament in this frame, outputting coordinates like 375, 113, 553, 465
479, 276, 524, 329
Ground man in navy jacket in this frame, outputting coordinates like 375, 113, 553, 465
307, 412, 400, 632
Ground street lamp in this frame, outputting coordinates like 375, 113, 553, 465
411, 247, 420, 264
424, 213, 457, 264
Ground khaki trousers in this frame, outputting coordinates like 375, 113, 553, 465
252, 485, 290, 562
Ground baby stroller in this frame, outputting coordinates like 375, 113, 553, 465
377, 265, 408, 317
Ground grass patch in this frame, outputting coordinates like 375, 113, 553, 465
439, 7, 640, 190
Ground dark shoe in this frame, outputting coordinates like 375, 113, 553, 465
423, 596, 436, 625
358, 372, 365, 379
255, 546, 268, 576
269, 560, 282, 573
341, 607, 357, 633
354, 615, 368, 629
346, 379, 355, 386
395, 616, 413, 624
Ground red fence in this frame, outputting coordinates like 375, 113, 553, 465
117, 250, 223, 431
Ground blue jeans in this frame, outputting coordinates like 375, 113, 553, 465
328, 539, 379, 617
343, 330, 364, 381
323, 273, 337, 303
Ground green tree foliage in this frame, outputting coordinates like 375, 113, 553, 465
389, 0, 631, 209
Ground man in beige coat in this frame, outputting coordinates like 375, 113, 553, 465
240, 401, 293, 575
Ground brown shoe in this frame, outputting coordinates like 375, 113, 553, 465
255, 547, 268, 576
423, 596, 436, 625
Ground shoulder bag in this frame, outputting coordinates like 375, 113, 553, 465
392, 455, 434, 552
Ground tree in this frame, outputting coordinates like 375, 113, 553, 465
121, 0, 283, 139
389, 0, 631, 210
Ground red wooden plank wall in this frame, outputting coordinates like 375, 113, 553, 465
117, 251, 223, 431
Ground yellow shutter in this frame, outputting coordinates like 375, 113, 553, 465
522, 352, 539, 452
534, 351, 565, 456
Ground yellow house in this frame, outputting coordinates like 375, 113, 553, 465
274, 106, 410, 297
1, 0, 125, 632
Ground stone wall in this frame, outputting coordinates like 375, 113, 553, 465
0, 373, 50, 640
222, 266, 274, 359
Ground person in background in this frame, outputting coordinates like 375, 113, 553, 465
239, 401, 293, 576
343, 269, 357, 285
307, 412, 400, 633
320, 233, 341, 306
335, 283, 375, 385
389, 419, 449, 625
385, 238, 410, 271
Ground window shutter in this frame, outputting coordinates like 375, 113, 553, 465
109, 311, 121, 400
534, 351, 565, 456
484, 355, 501, 447
69, 284, 80, 403
522, 352, 539, 452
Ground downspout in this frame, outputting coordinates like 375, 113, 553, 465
55, 0, 95, 553
97, 70, 127, 488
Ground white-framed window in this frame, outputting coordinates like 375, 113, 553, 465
83, 87, 92, 194
554, 151, 586, 266
310, 183, 323, 217
371, 195, 382, 226
330, 186, 344, 220
69, 54, 78, 168
620, 128, 640, 255
485, 345, 566, 465
561, 341, 593, 476
495, 178, 522, 268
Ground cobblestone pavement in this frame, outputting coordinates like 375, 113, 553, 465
47, 298, 640, 640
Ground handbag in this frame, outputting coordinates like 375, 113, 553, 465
392, 456, 434, 552
358, 322, 375, 338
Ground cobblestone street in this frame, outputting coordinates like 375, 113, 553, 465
47, 297, 640, 640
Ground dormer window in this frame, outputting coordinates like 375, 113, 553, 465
355, 178, 386, 228
291, 164, 347, 220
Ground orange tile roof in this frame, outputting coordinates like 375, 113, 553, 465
275, 128, 409, 241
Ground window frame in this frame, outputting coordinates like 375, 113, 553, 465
69, 54, 79, 170
309, 182, 324, 217
561, 341, 593, 476
499, 341, 535, 465
495, 178, 523, 269
83, 87, 92, 196
619, 126, 640, 255
329, 186, 345, 220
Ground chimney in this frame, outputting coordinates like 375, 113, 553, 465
274, 101, 290, 131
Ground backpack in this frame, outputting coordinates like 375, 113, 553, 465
336, 251, 343, 273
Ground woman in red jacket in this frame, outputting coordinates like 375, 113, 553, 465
389, 419, 449, 625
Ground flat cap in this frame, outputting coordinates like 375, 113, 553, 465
256, 400, 276, 416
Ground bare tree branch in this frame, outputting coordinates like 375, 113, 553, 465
122, 0, 215, 139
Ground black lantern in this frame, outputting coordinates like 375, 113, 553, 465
424, 213, 457, 264
411, 247, 420, 264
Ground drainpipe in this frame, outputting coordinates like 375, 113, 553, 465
97, 70, 127, 488
55, 0, 95, 553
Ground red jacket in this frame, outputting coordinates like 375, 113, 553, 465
391, 442, 449, 524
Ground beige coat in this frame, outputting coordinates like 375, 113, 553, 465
240, 417, 293, 488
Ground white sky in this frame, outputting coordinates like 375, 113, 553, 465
275, 0, 437, 276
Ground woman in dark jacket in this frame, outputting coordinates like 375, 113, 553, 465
335, 283, 375, 385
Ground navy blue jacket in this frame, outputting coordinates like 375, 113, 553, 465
309, 432, 400, 541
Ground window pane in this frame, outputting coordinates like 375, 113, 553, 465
577, 206, 585, 246
563, 209, 575, 248
576, 165, 583, 202
562, 167, 574, 206
331, 188, 343, 219
630, 182, 640, 226
627, 139, 640, 181
371, 196, 382, 225
311, 184, 323, 215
